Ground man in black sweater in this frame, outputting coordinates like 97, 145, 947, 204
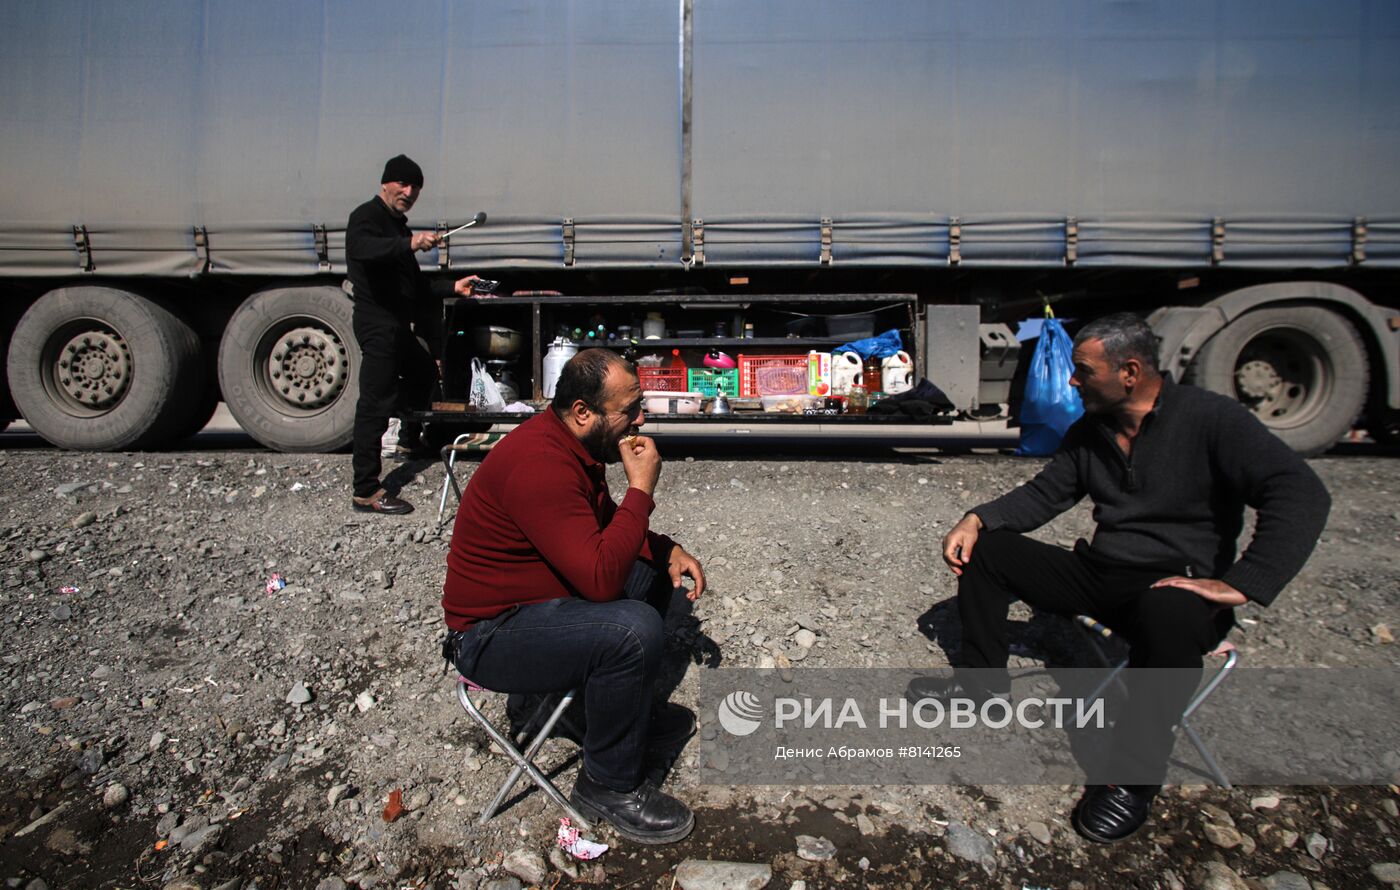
909, 312, 1330, 843
347, 154, 481, 515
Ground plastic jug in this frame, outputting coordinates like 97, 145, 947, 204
882, 350, 913, 394
542, 337, 578, 399
830, 351, 863, 395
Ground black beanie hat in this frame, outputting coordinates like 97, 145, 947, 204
381, 154, 424, 187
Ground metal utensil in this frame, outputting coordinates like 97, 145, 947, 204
441, 211, 488, 240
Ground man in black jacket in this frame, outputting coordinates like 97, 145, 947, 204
347, 154, 480, 515
908, 312, 1330, 843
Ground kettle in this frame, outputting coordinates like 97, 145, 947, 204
710, 389, 731, 415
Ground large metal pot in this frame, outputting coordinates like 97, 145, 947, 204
470, 325, 523, 358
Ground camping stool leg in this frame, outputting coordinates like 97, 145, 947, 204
1176, 647, 1238, 788
436, 434, 472, 527
1180, 720, 1232, 789
482, 692, 588, 827
1074, 615, 1130, 701
456, 683, 590, 829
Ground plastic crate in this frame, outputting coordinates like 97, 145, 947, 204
687, 368, 739, 397
637, 365, 687, 392
738, 354, 809, 397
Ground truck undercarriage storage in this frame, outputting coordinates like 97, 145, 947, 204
2, 0, 1397, 454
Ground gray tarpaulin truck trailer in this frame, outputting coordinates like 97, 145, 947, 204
2, 0, 1397, 454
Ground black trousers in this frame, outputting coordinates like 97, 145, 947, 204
956, 529, 1231, 785
351, 305, 438, 498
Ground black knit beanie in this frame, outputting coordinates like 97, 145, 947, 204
381, 155, 424, 187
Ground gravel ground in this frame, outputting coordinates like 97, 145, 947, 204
0, 438, 1397, 890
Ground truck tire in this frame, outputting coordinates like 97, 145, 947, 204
218, 286, 358, 452
6, 287, 205, 450
1184, 305, 1368, 456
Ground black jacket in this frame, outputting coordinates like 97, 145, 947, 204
345, 195, 451, 348
973, 378, 1331, 606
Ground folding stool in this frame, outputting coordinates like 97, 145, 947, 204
436, 432, 505, 526
455, 677, 592, 828
1072, 614, 1239, 788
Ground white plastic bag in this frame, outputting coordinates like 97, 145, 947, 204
468, 357, 508, 412
379, 417, 401, 457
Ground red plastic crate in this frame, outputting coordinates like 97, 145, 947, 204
638, 366, 687, 392
738, 354, 809, 397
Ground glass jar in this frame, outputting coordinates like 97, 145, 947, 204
846, 384, 868, 415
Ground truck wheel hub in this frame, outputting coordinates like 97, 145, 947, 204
56, 331, 131, 408
266, 325, 347, 409
1235, 359, 1281, 400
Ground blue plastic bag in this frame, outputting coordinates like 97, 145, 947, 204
829, 329, 903, 361
1016, 317, 1084, 456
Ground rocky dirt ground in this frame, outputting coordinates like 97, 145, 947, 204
0, 431, 1397, 890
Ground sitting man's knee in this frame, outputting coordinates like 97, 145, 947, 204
608, 601, 665, 664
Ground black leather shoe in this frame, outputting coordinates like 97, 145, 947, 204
1072, 784, 1155, 844
904, 674, 1010, 708
570, 769, 695, 844
351, 490, 414, 515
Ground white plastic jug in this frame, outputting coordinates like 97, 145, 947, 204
830, 351, 863, 395
542, 337, 578, 399
882, 350, 914, 395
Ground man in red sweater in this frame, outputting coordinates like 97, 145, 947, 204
442, 348, 705, 844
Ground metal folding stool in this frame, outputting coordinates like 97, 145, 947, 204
455, 677, 592, 828
1073, 614, 1239, 788
436, 433, 486, 527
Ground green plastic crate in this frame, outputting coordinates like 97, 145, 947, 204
687, 368, 739, 397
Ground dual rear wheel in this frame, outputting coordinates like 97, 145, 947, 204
7, 285, 360, 451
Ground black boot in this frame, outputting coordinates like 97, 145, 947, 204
1072, 784, 1156, 843
570, 769, 695, 844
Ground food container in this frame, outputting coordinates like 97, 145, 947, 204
470, 325, 524, 358
760, 393, 820, 414
807, 351, 831, 396
642, 391, 705, 415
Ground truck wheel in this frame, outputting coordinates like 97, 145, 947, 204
1185, 305, 1368, 456
218, 286, 358, 452
6, 287, 204, 450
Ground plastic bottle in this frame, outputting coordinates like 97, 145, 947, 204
667, 348, 687, 371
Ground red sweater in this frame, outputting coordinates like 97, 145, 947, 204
442, 409, 675, 630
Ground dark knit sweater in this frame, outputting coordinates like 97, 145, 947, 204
973, 378, 1330, 606
345, 195, 451, 347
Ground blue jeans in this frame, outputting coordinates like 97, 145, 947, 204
450, 561, 674, 791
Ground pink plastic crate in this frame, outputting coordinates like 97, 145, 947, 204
738, 354, 809, 397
